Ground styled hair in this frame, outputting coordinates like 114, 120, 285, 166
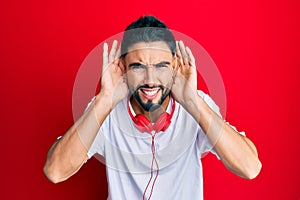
120, 15, 176, 58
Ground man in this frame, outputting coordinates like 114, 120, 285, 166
44, 16, 262, 200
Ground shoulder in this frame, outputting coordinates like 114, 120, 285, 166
197, 90, 222, 118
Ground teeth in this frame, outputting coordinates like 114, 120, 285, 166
143, 89, 159, 96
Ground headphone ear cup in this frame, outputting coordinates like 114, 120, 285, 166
128, 98, 175, 134
134, 114, 153, 133
162, 113, 172, 132
153, 112, 171, 133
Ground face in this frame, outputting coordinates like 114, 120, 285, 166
124, 41, 176, 112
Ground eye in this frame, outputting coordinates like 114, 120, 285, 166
155, 63, 168, 68
132, 65, 146, 70
130, 63, 146, 72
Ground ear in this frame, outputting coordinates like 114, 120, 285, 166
119, 58, 128, 84
119, 58, 126, 73
172, 56, 180, 72
170, 56, 179, 80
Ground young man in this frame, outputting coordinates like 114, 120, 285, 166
44, 16, 262, 200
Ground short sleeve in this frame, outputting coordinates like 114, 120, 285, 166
87, 128, 105, 158
197, 91, 222, 118
84, 96, 106, 158
196, 91, 246, 159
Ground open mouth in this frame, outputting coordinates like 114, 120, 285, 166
140, 88, 161, 100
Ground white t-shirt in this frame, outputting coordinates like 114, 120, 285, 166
87, 91, 243, 200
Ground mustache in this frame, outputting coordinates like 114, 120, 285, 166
135, 84, 165, 91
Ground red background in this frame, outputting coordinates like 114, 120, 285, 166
1, 0, 299, 199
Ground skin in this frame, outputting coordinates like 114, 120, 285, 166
124, 41, 176, 121
43, 40, 262, 184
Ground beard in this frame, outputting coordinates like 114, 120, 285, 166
131, 82, 173, 112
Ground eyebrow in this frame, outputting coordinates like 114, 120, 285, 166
128, 61, 171, 67
153, 61, 170, 66
128, 62, 144, 67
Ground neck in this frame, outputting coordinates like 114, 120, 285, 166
130, 95, 170, 123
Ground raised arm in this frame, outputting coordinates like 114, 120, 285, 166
43, 40, 128, 183
172, 41, 262, 179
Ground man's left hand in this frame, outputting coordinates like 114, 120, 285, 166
171, 41, 198, 107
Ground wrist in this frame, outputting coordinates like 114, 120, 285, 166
180, 91, 203, 122
94, 92, 114, 116
178, 90, 198, 109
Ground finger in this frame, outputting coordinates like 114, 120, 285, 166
115, 45, 121, 60
186, 46, 195, 67
112, 44, 120, 63
109, 40, 118, 63
176, 41, 183, 65
118, 59, 125, 74
179, 41, 189, 66
103, 42, 108, 67
112, 45, 122, 74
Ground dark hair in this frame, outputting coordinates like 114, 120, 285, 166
121, 15, 176, 58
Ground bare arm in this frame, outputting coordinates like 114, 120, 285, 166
172, 41, 262, 179
43, 40, 128, 183
183, 94, 262, 179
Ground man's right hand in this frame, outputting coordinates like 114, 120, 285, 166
43, 40, 128, 184
99, 40, 128, 109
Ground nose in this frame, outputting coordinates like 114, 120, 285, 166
144, 67, 156, 85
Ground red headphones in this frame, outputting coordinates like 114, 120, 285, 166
128, 98, 176, 199
128, 98, 176, 134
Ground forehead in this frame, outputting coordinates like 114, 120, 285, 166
125, 41, 173, 63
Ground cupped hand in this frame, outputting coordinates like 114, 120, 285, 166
100, 40, 128, 108
171, 41, 198, 106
